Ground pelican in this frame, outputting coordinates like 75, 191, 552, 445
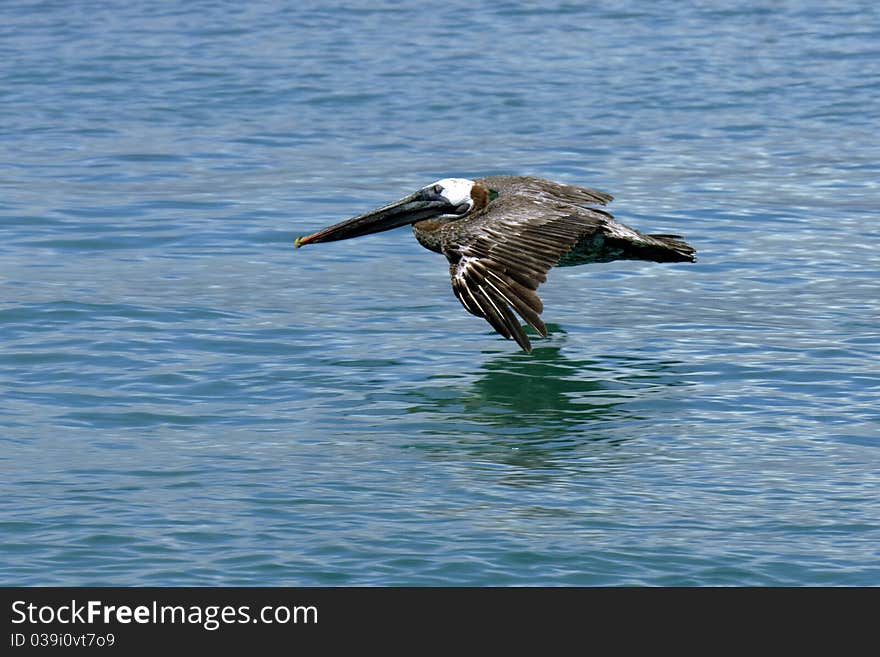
295, 176, 695, 352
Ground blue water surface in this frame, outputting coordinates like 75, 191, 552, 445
1, 0, 878, 585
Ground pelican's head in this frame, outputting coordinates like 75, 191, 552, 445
428, 178, 477, 215
294, 178, 492, 248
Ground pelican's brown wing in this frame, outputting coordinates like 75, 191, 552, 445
441, 200, 609, 352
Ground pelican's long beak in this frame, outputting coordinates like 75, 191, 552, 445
294, 187, 456, 248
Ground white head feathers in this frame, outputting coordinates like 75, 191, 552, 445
429, 178, 475, 210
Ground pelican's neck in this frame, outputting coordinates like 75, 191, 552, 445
412, 218, 448, 253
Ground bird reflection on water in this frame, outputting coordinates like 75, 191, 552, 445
405, 336, 691, 473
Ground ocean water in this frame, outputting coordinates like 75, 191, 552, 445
1, 0, 878, 585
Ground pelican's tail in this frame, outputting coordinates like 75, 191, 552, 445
640, 234, 697, 263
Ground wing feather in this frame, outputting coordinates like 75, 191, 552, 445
443, 193, 609, 351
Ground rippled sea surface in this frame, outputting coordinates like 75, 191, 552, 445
2, 1, 878, 585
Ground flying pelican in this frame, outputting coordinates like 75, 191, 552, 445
295, 176, 695, 352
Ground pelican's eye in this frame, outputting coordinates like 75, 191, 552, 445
432, 184, 444, 195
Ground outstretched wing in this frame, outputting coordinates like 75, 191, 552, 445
442, 199, 609, 352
